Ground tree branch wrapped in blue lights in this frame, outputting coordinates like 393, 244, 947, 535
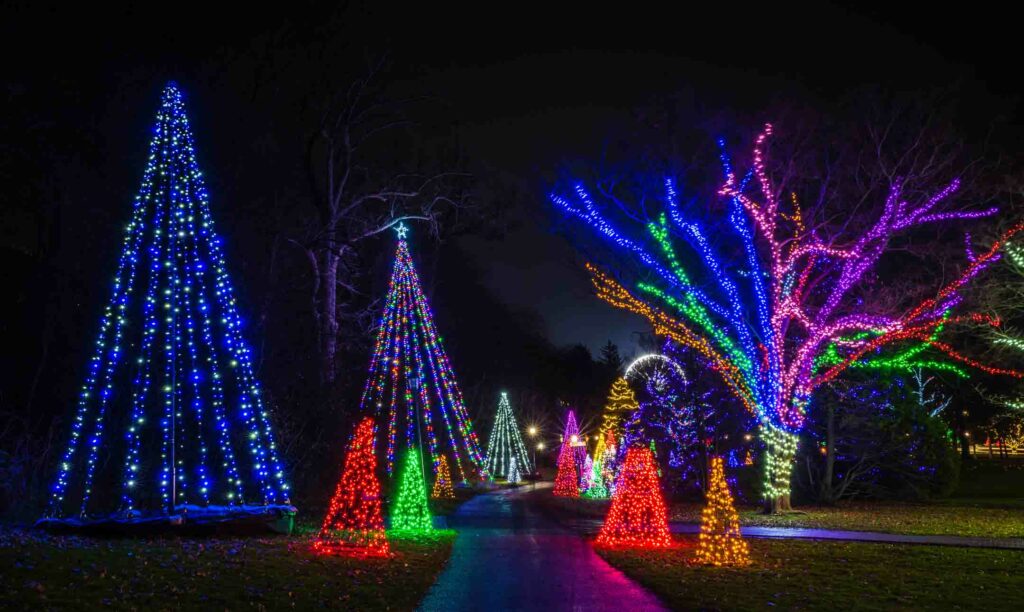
551, 124, 1023, 512
39, 83, 294, 531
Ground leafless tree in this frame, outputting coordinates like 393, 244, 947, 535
290, 60, 470, 386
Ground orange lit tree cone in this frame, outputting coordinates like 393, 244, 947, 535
314, 417, 390, 557
431, 454, 455, 499
553, 436, 579, 497
595, 445, 671, 548
696, 456, 750, 566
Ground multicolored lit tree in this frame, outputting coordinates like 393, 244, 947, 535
553, 436, 579, 497
593, 430, 619, 496
696, 456, 749, 566
485, 392, 532, 478
581, 457, 608, 499
431, 454, 455, 499
390, 448, 434, 532
42, 83, 292, 525
359, 224, 487, 482
552, 123, 1024, 511
562, 409, 587, 468
979, 238, 1024, 409
815, 314, 968, 378
595, 446, 671, 548
599, 378, 639, 442
315, 418, 389, 556
580, 455, 595, 490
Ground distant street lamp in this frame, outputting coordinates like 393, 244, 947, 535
527, 426, 539, 472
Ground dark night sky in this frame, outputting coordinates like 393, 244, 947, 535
4, 1, 1020, 358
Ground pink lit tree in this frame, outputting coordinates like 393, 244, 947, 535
552, 123, 1024, 512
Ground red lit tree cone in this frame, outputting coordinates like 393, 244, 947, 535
696, 456, 750, 566
595, 446, 671, 548
314, 417, 390, 557
431, 454, 455, 499
553, 437, 579, 497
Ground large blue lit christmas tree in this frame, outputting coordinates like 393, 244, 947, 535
359, 224, 488, 483
40, 83, 294, 528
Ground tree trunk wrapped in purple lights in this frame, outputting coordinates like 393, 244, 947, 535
551, 123, 1024, 512
359, 224, 487, 483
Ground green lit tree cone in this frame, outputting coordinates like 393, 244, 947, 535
390, 449, 436, 532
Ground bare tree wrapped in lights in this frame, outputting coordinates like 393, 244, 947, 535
552, 123, 1024, 512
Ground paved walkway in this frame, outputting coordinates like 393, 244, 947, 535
418, 483, 666, 612
557, 514, 1024, 550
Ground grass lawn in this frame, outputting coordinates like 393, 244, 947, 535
534, 486, 1024, 538
0, 527, 455, 610
672, 501, 1024, 538
550, 496, 1024, 538
597, 535, 1022, 611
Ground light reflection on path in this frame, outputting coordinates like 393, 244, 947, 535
418, 482, 667, 611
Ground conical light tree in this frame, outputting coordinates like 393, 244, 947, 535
553, 435, 579, 497
507, 456, 521, 484
391, 448, 434, 532
582, 457, 608, 499
315, 417, 389, 556
600, 377, 639, 442
580, 455, 595, 491
431, 454, 455, 499
597, 429, 619, 495
562, 409, 587, 468
359, 224, 487, 482
42, 83, 291, 524
696, 456, 749, 566
596, 446, 671, 548
485, 392, 532, 478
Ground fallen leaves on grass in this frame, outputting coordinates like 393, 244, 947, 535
0, 526, 455, 610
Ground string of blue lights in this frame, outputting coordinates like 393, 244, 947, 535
45, 83, 291, 521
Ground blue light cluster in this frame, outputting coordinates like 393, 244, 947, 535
47, 83, 290, 519
550, 175, 775, 425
